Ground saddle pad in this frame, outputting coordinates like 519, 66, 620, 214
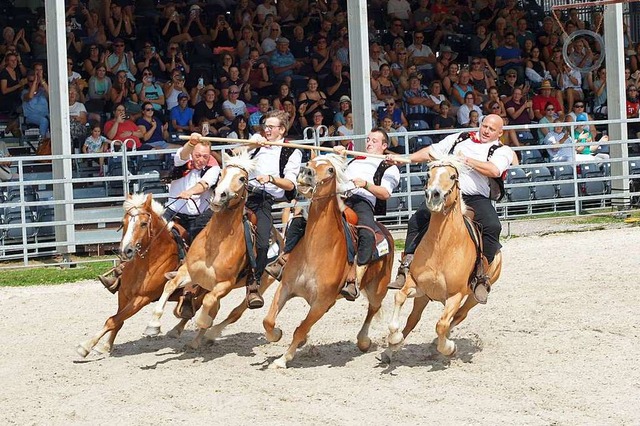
342, 219, 391, 264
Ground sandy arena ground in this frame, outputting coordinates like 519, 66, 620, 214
0, 226, 639, 425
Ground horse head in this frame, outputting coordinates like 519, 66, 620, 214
297, 154, 349, 199
212, 148, 256, 212
120, 193, 169, 260
425, 156, 468, 214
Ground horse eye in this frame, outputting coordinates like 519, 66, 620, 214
450, 174, 457, 180
328, 167, 334, 173
140, 221, 148, 228
239, 176, 246, 183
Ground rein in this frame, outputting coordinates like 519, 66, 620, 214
215, 164, 251, 209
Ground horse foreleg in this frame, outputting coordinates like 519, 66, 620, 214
388, 275, 418, 347
263, 281, 292, 343
76, 296, 152, 357
189, 281, 232, 349
167, 318, 189, 338
271, 300, 331, 369
143, 276, 185, 337
402, 295, 430, 338
358, 276, 388, 353
450, 296, 477, 330
436, 292, 464, 356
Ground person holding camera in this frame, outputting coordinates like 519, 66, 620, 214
109, 70, 140, 116
136, 42, 166, 79
104, 103, 143, 150
241, 48, 272, 98
21, 69, 50, 138
135, 67, 166, 115
182, 5, 207, 39
211, 14, 236, 53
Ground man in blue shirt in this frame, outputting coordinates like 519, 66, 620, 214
269, 37, 306, 87
170, 93, 195, 134
249, 97, 270, 134
21, 69, 50, 138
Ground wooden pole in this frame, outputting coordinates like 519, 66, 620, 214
178, 135, 412, 163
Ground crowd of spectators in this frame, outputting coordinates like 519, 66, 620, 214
0, 0, 637, 162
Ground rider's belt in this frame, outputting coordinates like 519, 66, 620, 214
248, 186, 276, 203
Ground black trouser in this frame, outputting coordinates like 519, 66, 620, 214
164, 210, 199, 245
345, 195, 376, 266
283, 195, 376, 265
405, 194, 502, 263
246, 192, 275, 280
192, 208, 213, 240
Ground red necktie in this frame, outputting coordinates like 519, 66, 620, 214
469, 132, 482, 143
354, 156, 367, 160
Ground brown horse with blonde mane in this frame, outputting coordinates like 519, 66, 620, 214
263, 154, 394, 368
159, 148, 276, 349
77, 193, 187, 357
384, 156, 502, 362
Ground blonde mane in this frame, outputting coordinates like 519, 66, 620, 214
123, 193, 167, 221
223, 147, 257, 173
316, 154, 350, 193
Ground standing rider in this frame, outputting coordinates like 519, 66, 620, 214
387, 114, 514, 303
98, 133, 220, 293
244, 110, 302, 309
268, 128, 400, 301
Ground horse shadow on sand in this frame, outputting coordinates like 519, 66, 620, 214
374, 335, 484, 375
254, 339, 372, 370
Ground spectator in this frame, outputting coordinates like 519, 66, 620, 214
432, 100, 456, 138
106, 38, 136, 81
441, 62, 459, 98
289, 25, 313, 68
557, 62, 583, 111
69, 85, 89, 149
310, 36, 332, 82
466, 110, 480, 128
106, 3, 134, 42
403, 74, 435, 119
256, 0, 278, 25
222, 85, 249, 126
281, 96, 303, 138
427, 79, 448, 114
85, 63, 112, 122
382, 19, 409, 53
1, 27, 30, 57
587, 66, 607, 117
335, 34, 350, 68
566, 102, 597, 146
137, 101, 171, 149
270, 37, 306, 87
105, 103, 143, 150
0, 53, 27, 114
372, 64, 398, 106
83, 122, 110, 176
451, 69, 477, 107
182, 5, 207, 39
135, 67, 166, 113
82, 43, 106, 78
297, 77, 330, 123
21, 69, 50, 138
537, 101, 557, 143
498, 68, 520, 103
380, 115, 407, 153
407, 31, 436, 83
546, 47, 565, 82
533, 80, 564, 121
67, 58, 87, 101
469, 56, 497, 99
136, 42, 167, 80
302, 109, 334, 139
261, 22, 281, 56
379, 97, 409, 129
495, 32, 524, 83
170, 93, 195, 134
469, 23, 497, 62
457, 91, 483, 126
159, 5, 192, 46
241, 48, 272, 98
109, 70, 140, 116
483, 86, 507, 120
272, 83, 293, 111
543, 119, 575, 162
505, 87, 534, 147
525, 46, 550, 89
434, 45, 458, 80
324, 60, 351, 107
31, 18, 48, 64
234, 0, 256, 29
333, 95, 352, 128
227, 115, 250, 140
387, 0, 412, 26
236, 25, 263, 65
249, 97, 271, 134
193, 88, 225, 134
336, 109, 354, 149
220, 65, 250, 101
369, 43, 388, 78
515, 17, 535, 50
163, 70, 188, 111
210, 14, 236, 54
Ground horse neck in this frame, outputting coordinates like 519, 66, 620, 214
306, 184, 344, 241
209, 201, 245, 238
426, 195, 466, 239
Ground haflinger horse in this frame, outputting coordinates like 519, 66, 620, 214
263, 154, 394, 368
158, 148, 276, 349
384, 156, 502, 362
77, 193, 188, 357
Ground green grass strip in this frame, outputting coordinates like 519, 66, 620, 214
0, 261, 113, 287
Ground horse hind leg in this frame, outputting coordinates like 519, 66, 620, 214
271, 299, 331, 369
358, 268, 389, 352
450, 295, 478, 330
402, 295, 430, 338
436, 293, 465, 356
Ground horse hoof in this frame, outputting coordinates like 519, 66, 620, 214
204, 327, 222, 341
93, 343, 111, 355
297, 338, 307, 349
357, 337, 372, 352
270, 356, 288, 369
266, 327, 282, 343
438, 340, 456, 357
143, 325, 161, 337
388, 331, 404, 346
76, 344, 90, 358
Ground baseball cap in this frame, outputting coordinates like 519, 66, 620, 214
277, 37, 290, 44
339, 95, 351, 103
506, 69, 517, 76
178, 93, 189, 100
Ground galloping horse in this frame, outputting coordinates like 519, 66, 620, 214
159, 148, 276, 349
263, 154, 394, 368
385, 157, 502, 361
77, 193, 186, 357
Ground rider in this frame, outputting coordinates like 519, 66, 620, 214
387, 114, 514, 304
98, 133, 220, 293
268, 128, 400, 301
244, 110, 302, 309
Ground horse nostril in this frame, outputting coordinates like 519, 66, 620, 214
123, 247, 134, 259
220, 191, 227, 199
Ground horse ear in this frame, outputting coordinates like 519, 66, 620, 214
144, 193, 153, 208
126, 193, 133, 201
222, 150, 232, 164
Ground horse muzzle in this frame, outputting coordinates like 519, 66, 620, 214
211, 190, 236, 211
425, 188, 445, 212
120, 244, 136, 261
297, 166, 316, 196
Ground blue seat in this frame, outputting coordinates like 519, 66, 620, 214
530, 166, 556, 200
520, 148, 546, 164
553, 165, 576, 199
506, 167, 532, 204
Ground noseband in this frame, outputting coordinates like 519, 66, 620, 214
124, 207, 156, 259
217, 164, 250, 207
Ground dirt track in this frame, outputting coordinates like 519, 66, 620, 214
1, 227, 639, 425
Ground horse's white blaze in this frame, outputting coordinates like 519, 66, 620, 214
120, 215, 138, 252
213, 167, 243, 204
426, 167, 448, 211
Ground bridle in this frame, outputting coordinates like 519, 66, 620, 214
215, 164, 250, 209
427, 162, 460, 215
122, 207, 165, 259
303, 163, 340, 201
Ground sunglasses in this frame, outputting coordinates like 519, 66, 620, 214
386, 102, 395, 106
230, 91, 240, 94
630, 88, 638, 91
492, 106, 500, 109
114, 44, 124, 47
546, 107, 555, 111
574, 104, 584, 108
144, 108, 154, 111
472, 61, 481, 65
